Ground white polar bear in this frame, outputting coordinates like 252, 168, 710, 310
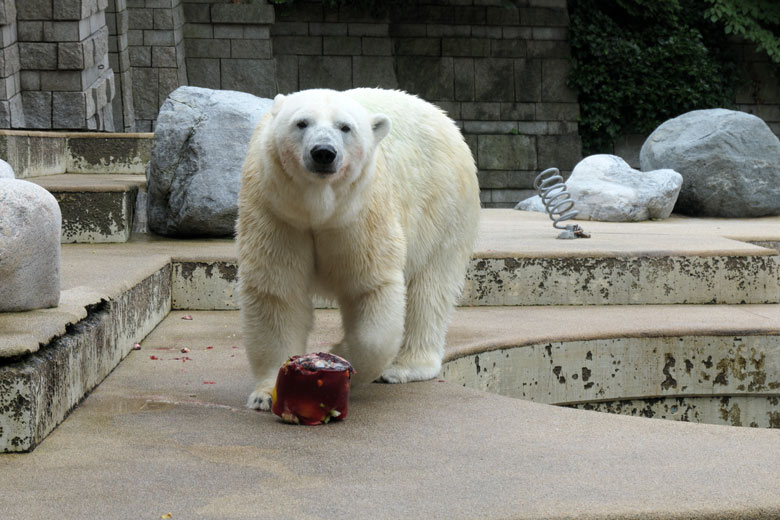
236, 88, 480, 410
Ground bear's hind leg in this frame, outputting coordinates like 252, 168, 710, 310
330, 276, 406, 386
380, 254, 466, 384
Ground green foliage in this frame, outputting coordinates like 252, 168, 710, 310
704, 0, 780, 64
568, 0, 738, 155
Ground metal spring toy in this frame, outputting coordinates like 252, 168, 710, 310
534, 167, 590, 240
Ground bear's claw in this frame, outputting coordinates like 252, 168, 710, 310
247, 390, 273, 411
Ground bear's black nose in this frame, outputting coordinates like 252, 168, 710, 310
311, 145, 337, 166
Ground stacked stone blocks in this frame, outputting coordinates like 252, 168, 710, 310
127, 0, 187, 131
182, 2, 275, 98
16, 0, 116, 130
0, 0, 22, 127
268, 0, 581, 207
107, 0, 135, 131
2, 0, 779, 209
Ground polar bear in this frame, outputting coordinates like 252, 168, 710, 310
236, 88, 480, 410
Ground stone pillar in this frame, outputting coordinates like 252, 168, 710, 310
107, 0, 135, 131
17, 0, 116, 130
0, 0, 23, 128
128, 0, 187, 131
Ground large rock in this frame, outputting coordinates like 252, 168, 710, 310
640, 109, 780, 217
0, 159, 14, 179
147, 86, 273, 237
515, 155, 682, 222
0, 179, 61, 311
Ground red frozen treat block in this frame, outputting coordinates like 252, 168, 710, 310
271, 352, 355, 425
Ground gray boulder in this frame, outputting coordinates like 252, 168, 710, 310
0, 179, 61, 311
0, 159, 14, 179
640, 109, 780, 217
147, 86, 273, 237
516, 155, 682, 222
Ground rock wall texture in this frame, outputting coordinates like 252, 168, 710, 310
0, 0, 778, 206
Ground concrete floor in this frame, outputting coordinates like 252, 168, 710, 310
2, 309, 780, 519
4, 210, 780, 518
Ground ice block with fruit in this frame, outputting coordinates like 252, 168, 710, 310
271, 352, 355, 425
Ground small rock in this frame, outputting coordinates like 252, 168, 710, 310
0, 159, 14, 179
0, 179, 61, 311
146, 86, 273, 237
515, 155, 682, 222
640, 108, 780, 217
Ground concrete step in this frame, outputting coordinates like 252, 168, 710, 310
5, 212, 780, 452
4, 244, 780, 452
0, 130, 152, 179
3, 309, 780, 519
28, 173, 147, 243
440, 305, 780, 428
173, 210, 780, 308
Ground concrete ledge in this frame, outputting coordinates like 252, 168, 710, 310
443, 328, 780, 427
0, 130, 152, 178
0, 266, 171, 452
30, 174, 145, 243
170, 251, 780, 308
172, 261, 237, 310
463, 253, 779, 305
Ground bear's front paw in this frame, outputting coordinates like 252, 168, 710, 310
246, 388, 273, 411
379, 362, 440, 384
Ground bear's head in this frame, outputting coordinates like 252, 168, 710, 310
269, 89, 391, 185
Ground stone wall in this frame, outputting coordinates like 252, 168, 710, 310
107, 0, 135, 131
126, 0, 187, 131
1, 0, 779, 207
15, 0, 116, 130
0, 0, 22, 128
178, 0, 580, 207
182, 1, 275, 97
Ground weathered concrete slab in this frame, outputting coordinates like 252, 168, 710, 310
3, 310, 780, 519
443, 331, 780, 428
171, 251, 780, 309
0, 266, 171, 452
0, 131, 67, 179
65, 135, 152, 174
171, 210, 780, 307
29, 174, 145, 243
1, 245, 172, 359
172, 261, 238, 310
0, 130, 152, 179
464, 253, 780, 305
0, 287, 98, 358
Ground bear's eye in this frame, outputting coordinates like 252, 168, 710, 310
296, 121, 308, 129
340, 124, 351, 133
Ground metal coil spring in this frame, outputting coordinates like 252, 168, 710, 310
534, 167, 590, 239
534, 167, 577, 229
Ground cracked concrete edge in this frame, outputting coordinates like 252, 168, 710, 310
0, 265, 171, 452
0, 287, 106, 358
441, 305, 780, 362
1, 250, 171, 359
0, 131, 152, 179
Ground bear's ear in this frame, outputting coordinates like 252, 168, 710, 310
271, 94, 286, 116
371, 114, 391, 144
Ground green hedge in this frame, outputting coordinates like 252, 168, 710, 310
567, 0, 740, 155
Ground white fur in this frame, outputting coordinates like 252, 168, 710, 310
236, 88, 480, 410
